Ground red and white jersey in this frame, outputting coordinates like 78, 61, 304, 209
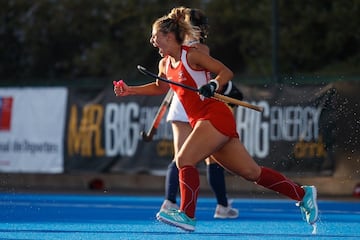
165, 46, 238, 138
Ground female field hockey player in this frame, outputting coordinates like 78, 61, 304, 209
114, 9, 318, 232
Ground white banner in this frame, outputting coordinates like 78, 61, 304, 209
0, 87, 67, 173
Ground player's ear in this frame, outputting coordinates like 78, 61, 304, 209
166, 32, 176, 42
166, 34, 171, 42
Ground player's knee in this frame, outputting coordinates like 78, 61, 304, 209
174, 154, 196, 168
239, 166, 261, 182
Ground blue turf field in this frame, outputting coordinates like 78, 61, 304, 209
0, 193, 359, 240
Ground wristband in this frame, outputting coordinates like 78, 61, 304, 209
209, 79, 220, 91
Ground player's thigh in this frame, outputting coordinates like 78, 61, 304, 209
176, 120, 229, 167
212, 138, 261, 181
171, 121, 192, 154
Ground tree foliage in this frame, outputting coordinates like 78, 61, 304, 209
0, 0, 359, 83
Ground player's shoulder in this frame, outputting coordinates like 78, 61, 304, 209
186, 43, 209, 56
196, 43, 209, 54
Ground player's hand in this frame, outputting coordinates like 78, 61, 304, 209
198, 80, 219, 98
113, 80, 130, 96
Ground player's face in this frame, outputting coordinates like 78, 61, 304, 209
150, 27, 168, 57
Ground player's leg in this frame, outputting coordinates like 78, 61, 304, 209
176, 120, 229, 217
206, 157, 227, 207
159, 121, 192, 212
157, 121, 229, 231
160, 161, 179, 211
212, 138, 302, 198
212, 138, 318, 225
157, 120, 229, 231
205, 156, 239, 219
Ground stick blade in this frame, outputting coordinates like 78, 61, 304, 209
140, 130, 153, 142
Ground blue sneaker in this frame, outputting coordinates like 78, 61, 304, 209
156, 209, 196, 231
297, 186, 319, 225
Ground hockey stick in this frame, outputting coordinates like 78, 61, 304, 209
137, 65, 263, 112
141, 89, 174, 141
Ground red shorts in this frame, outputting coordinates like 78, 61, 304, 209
189, 100, 239, 138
